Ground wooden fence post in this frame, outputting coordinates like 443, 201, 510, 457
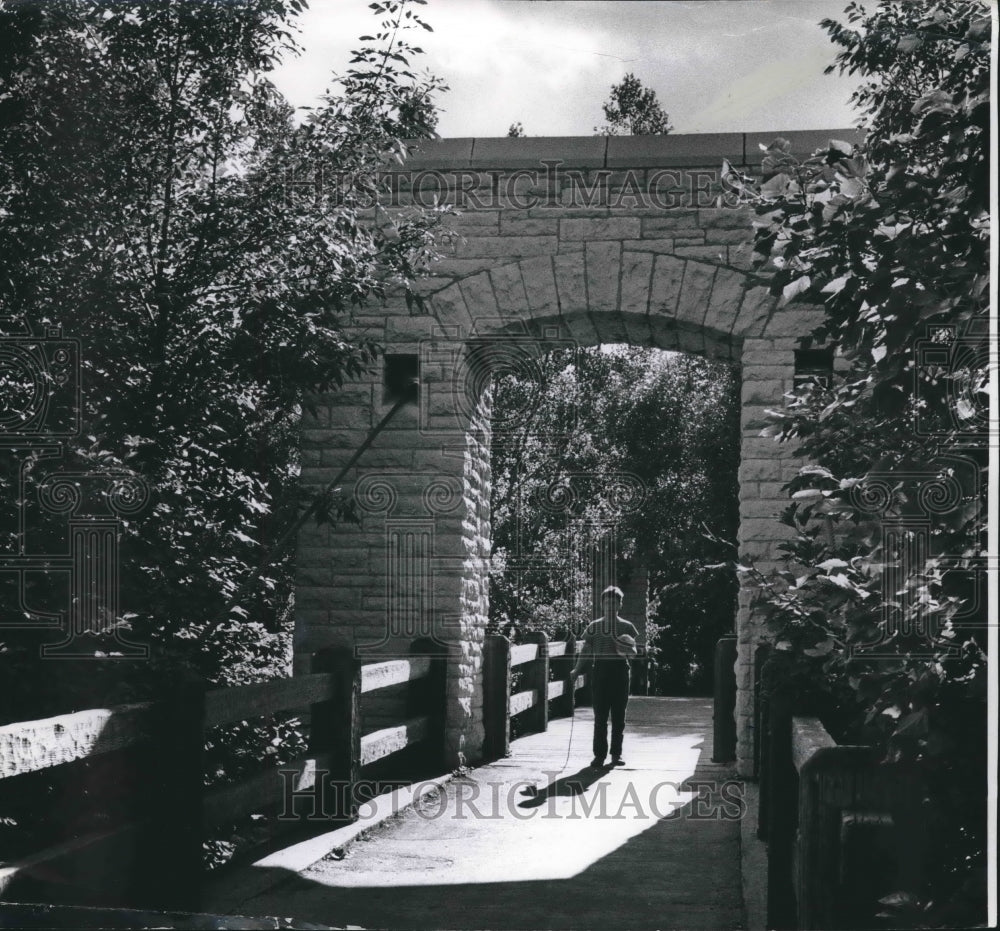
557, 634, 576, 718
756, 644, 773, 840
795, 736, 904, 930
411, 637, 448, 774
753, 643, 771, 782
796, 745, 863, 930
484, 634, 511, 761
574, 636, 591, 707
712, 636, 737, 763
765, 691, 795, 931
312, 646, 360, 822
524, 631, 549, 736
152, 676, 205, 911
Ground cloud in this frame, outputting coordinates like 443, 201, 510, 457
395, 0, 625, 133
268, 0, 860, 136
684, 43, 852, 132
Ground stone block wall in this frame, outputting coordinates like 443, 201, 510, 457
734, 336, 820, 772
296, 339, 497, 768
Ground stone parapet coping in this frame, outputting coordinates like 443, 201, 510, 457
399, 129, 865, 170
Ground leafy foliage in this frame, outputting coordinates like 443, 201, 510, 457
0, 0, 446, 704
723, 0, 989, 917
0, 0, 446, 867
507, 121, 525, 138
490, 347, 739, 694
396, 87, 440, 138
595, 72, 672, 136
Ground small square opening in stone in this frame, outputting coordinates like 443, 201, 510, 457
383, 353, 419, 404
793, 348, 833, 388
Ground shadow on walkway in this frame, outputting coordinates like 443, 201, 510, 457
516, 764, 610, 809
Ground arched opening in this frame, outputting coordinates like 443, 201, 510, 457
486, 342, 741, 714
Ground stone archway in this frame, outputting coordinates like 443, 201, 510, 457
294, 133, 842, 775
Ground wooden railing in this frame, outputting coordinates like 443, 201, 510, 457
482, 632, 588, 760
711, 636, 737, 763
0, 642, 445, 911
760, 691, 925, 930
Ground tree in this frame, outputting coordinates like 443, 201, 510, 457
507, 121, 525, 138
595, 72, 672, 135
723, 0, 989, 920
0, 0, 446, 702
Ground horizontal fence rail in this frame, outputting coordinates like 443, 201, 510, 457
360, 716, 430, 768
203, 675, 335, 731
0, 640, 446, 913
0, 703, 154, 780
509, 643, 539, 666
509, 689, 538, 717
360, 656, 432, 694
202, 752, 334, 830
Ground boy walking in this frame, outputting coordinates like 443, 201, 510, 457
571, 586, 639, 767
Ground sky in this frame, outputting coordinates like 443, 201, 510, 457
269, 0, 864, 137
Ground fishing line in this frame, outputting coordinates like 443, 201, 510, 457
561, 697, 576, 772
522, 680, 577, 803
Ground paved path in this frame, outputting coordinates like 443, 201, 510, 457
218, 697, 745, 930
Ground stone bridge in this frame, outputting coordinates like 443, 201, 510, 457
295, 129, 861, 776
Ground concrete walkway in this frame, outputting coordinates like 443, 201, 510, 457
213, 697, 745, 930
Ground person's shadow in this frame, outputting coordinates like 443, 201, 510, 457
516, 764, 611, 809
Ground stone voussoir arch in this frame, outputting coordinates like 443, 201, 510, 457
422, 251, 783, 355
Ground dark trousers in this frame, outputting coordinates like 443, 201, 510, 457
591, 663, 630, 760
